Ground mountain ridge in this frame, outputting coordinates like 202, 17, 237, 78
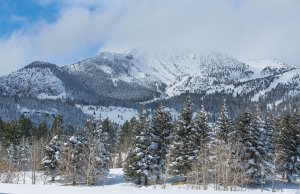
0, 50, 300, 126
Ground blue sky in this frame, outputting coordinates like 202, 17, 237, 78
0, 0, 300, 75
0, 0, 60, 37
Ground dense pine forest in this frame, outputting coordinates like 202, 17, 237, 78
0, 96, 299, 191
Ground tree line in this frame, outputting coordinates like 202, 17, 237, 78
0, 115, 115, 185
122, 96, 300, 192
1, 96, 300, 191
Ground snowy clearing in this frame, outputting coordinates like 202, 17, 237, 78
0, 169, 299, 194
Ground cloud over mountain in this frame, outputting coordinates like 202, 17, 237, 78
0, 0, 299, 75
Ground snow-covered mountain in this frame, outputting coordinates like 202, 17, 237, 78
0, 50, 299, 124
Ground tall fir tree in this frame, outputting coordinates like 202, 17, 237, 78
116, 119, 136, 154
50, 115, 63, 137
169, 95, 196, 180
102, 117, 118, 167
32, 121, 48, 140
194, 105, 211, 150
82, 119, 109, 185
42, 135, 61, 181
124, 104, 152, 185
234, 108, 267, 185
251, 105, 268, 184
102, 117, 117, 154
214, 99, 232, 143
276, 110, 300, 181
150, 103, 173, 183
18, 115, 33, 139
59, 134, 84, 185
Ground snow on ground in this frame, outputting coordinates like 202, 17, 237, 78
17, 104, 57, 116
242, 59, 286, 75
0, 169, 299, 194
37, 91, 67, 100
76, 105, 138, 124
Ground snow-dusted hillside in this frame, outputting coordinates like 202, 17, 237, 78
1, 51, 298, 102
0, 62, 67, 100
64, 50, 299, 99
76, 105, 138, 124
1, 50, 300, 125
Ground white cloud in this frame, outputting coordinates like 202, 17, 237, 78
0, 0, 300, 75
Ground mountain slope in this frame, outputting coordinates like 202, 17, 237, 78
0, 50, 299, 124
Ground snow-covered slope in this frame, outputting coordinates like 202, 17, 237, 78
0, 61, 67, 100
1, 50, 300, 124
75, 105, 138, 124
1, 51, 297, 102
64, 51, 298, 99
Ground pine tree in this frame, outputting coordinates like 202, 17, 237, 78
214, 99, 232, 143
102, 117, 117, 154
265, 111, 276, 157
32, 121, 48, 140
276, 110, 300, 182
194, 105, 211, 150
18, 115, 33, 139
251, 105, 268, 185
169, 95, 196, 181
42, 135, 61, 181
117, 119, 136, 154
0, 117, 5, 144
265, 111, 280, 191
124, 104, 152, 185
150, 103, 173, 183
82, 119, 109, 185
60, 135, 84, 185
234, 108, 267, 185
50, 115, 63, 137
102, 117, 117, 167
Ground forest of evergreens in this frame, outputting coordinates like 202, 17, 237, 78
0, 96, 299, 192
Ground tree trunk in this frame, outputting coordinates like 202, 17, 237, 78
156, 174, 160, 184
144, 176, 148, 186
137, 174, 142, 185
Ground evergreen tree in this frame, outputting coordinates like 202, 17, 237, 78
117, 119, 136, 154
194, 105, 211, 150
265, 111, 276, 157
18, 115, 33, 139
32, 121, 48, 140
251, 105, 268, 184
42, 135, 61, 181
60, 135, 84, 185
102, 117, 118, 167
169, 95, 196, 180
214, 99, 232, 143
276, 110, 300, 181
1, 121, 22, 148
82, 119, 109, 185
150, 103, 173, 183
0, 117, 4, 142
124, 104, 152, 185
234, 108, 267, 185
51, 115, 63, 137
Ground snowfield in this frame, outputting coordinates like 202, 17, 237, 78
0, 169, 299, 194
75, 105, 138, 124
